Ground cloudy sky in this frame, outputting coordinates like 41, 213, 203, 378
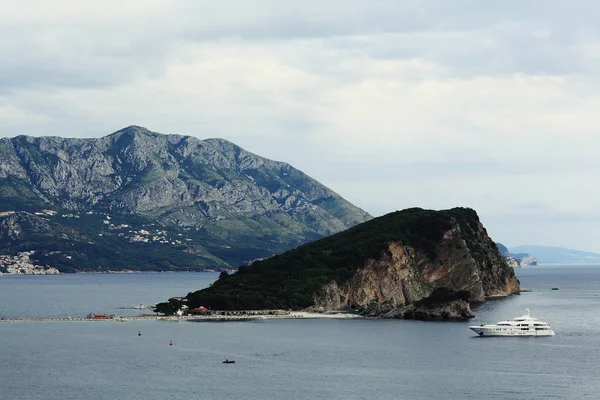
1, 1, 599, 252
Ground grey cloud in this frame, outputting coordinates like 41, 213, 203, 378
2, 0, 599, 95
305, 158, 600, 186
508, 202, 551, 212
0, 29, 171, 94
1, 0, 600, 252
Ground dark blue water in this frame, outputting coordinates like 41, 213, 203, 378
1, 267, 600, 399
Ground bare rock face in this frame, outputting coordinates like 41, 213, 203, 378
0, 126, 371, 231
313, 216, 521, 320
0, 126, 372, 270
495, 242, 539, 268
383, 300, 475, 321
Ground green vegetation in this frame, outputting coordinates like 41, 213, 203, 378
155, 298, 185, 315
0, 127, 373, 273
0, 212, 229, 272
0, 178, 43, 212
184, 207, 482, 311
0, 208, 317, 272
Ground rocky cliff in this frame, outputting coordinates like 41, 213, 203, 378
180, 208, 521, 320
0, 126, 371, 271
496, 243, 539, 267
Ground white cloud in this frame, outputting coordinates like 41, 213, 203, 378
1, 1, 600, 251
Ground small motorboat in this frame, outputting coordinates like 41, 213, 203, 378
222, 359, 235, 364
551, 288, 559, 290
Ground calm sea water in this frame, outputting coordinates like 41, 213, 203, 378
0, 272, 219, 319
1, 267, 600, 400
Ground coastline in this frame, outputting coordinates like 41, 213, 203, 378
0, 311, 363, 323
0, 270, 223, 276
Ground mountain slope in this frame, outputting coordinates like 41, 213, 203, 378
176, 208, 520, 319
0, 126, 371, 272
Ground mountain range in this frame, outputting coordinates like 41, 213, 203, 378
508, 245, 600, 264
0, 126, 371, 272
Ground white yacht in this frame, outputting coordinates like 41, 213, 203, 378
469, 309, 554, 337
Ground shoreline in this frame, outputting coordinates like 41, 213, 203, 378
0, 270, 222, 276
4, 262, 600, 277
0, 311, 363, 323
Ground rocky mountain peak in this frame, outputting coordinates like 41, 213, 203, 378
0, 126, 372, 271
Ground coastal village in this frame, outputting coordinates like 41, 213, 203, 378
0, 208, 237, 274
0, 251, 60, 275
1, 209, 190, 245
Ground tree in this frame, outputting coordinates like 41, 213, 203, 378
219, 270, 230, 280
154, 297, 184, 315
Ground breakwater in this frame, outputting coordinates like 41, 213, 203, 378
0, 315, 279, 323
0, 310, 361, 323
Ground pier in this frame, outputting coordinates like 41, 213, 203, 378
0, 310, 293, 323
0, 315, 284, 323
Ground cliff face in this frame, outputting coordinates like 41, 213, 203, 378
495, 243, 539, 267
313, 217, 521, 319
182, 208, 520, 320
0, 126, 371, 271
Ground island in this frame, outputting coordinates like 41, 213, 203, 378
156, 207, 521, 321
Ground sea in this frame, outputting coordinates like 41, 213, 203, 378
1, 266, 599, 400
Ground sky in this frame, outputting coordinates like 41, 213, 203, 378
1, 1, 599, 252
